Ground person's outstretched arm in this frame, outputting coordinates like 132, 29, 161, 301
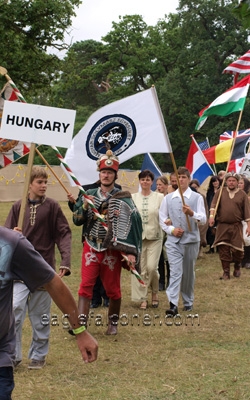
44, 274, 98, 363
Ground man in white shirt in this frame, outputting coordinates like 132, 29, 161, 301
159, 167, 206, 315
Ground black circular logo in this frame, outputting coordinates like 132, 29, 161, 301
86, 114, 136, 160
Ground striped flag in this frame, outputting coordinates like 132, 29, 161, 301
223, 50, 250, 84
195, 75, 250, 130
185, 136, 214, 184
0, 82, 31, 168
202, 135, 249, 165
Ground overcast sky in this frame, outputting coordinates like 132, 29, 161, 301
65, 0, 179, 44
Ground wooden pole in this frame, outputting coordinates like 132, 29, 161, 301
17, 144, 36, 228
35, 148, 71, 196
0, 66, 34, 229
213, 110, 244, 218
151, 86, 191, 231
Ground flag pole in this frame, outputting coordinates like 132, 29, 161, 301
35, 148, 73, 197
213, 110, 244, 218
205, 136, 217, 174
190, 134, 216, 176
151, 86, 191, 231
0, 66, 36, 229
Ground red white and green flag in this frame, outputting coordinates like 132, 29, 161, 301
195, 74, 250, 130
0, 82, 30, 168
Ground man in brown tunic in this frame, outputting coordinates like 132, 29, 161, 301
209, 172, 250, 280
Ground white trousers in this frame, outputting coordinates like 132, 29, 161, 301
13, 282, 51, 362
166, 241, 200, 308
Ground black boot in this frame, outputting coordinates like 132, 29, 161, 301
220, 261, 230, 280
233, 263, 241, 278
166, 302, 178, 316
106, 298, 121, 335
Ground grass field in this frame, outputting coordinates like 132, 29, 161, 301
2, 202, 250, 400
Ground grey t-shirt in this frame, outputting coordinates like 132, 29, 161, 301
0, 227, 55, 367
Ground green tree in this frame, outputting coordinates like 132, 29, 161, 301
51, 2, 250, 171
0, 0, 82, 96
156, 0, 250, 169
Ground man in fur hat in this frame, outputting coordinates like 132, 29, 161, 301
209, 172, 250, 280
68, 150, 142, 335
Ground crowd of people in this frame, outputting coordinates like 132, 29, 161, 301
2, 153, 250, 399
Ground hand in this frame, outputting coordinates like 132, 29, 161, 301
164, 218, 172, 226
13, 227, 22, 233
127, 254, 136, 265
182, 205, 194, 217
209, 216, 215, 227
76, 330, 98, 363
172, 227, 184, 238
58, 268, 67, 278
67, 193, 76, 203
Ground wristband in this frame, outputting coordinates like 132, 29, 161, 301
171, 227, 175, 234
72, 325, 86, 335
209, 215, 214, 218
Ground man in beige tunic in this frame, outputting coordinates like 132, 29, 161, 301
209, 172, 250, 280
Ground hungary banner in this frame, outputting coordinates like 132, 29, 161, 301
195, 75, 250, 130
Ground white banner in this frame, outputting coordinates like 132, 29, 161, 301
64, 87, 171, 185
239, 155, 250, 177
0, 101, 76, 148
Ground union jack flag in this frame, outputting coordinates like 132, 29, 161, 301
219, 129, 250, 142
219, 129, 250, 172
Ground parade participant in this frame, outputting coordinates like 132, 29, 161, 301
0, 226, 98, 400
168, 172, 178, 193
5, 166, 71, 369
209, 172, 250, 280
159, 167, 206, 315
68, 150, 142, 335
131, 170, 163, 309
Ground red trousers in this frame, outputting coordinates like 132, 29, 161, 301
78, 241, 122, 300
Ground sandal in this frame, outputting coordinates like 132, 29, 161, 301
140, 301, 148, 310
152, 300, 159, 308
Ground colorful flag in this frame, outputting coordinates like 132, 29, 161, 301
141, 153, 162, 191
0, 82, 30, 168
202, 135, 249, 164
195, 75, 250, 130
219, 128, 250, 142
219, 129, 250, 172
64, 87, 172, 185
185, 137, 214, 184
223, 50, 250, 84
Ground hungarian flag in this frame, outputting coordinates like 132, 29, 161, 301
202, 135, 249, 164
223, 50, 250, 84
0, 82, 30, 168
195, 75, 250, 130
